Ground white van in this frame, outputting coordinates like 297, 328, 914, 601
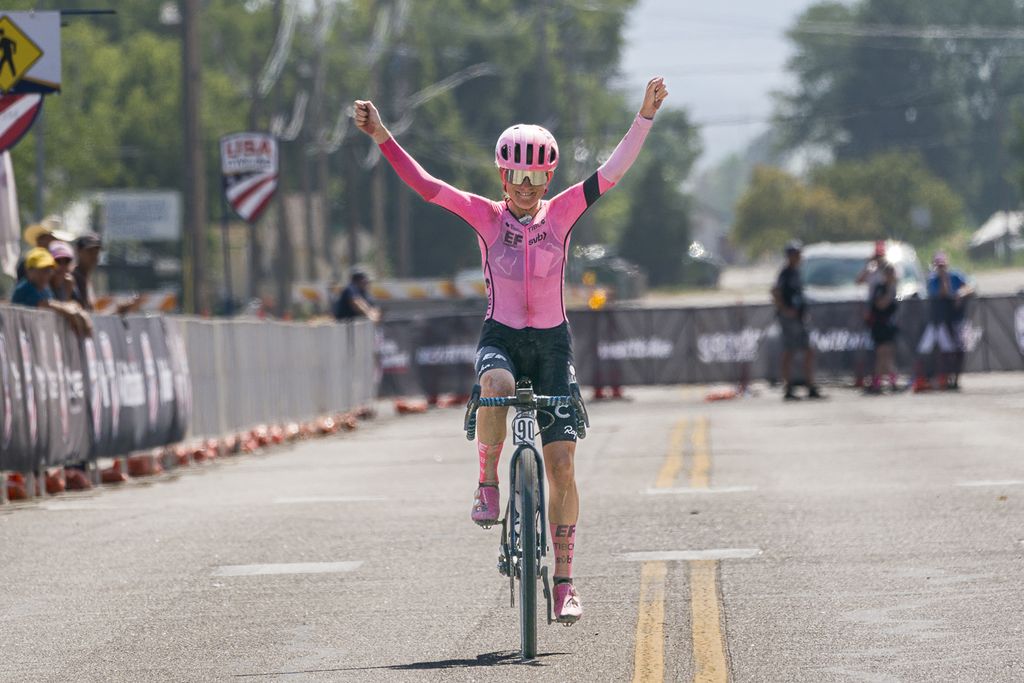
800, 240, 926, 303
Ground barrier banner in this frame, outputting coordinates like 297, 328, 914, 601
58, 320, 91, 466
0, 307, 32, 470
691, 305, 775, 385
84, 315, 128, 457
18, 308, 48, 468
411, 314, 480, 398
376, 295, 1024, 398
573, 309, 663, 387
126, 316, 178, 449
162, 317, 192, 444
378, 320, 423, 397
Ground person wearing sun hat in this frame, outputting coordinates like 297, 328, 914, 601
16, 215, 74, 281
11, 246, 92, 335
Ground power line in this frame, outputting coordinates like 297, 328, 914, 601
794, 22, 1024, 41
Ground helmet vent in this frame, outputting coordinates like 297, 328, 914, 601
550, 147, 557, 163
500, 144, 509, 161
514, 143, 521, 163
526, 144, 534, 165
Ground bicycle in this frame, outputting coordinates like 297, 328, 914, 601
463, 378, 589, 661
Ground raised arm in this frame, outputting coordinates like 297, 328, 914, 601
548, 77, 668, 231
353, 100, 495, 227
597, 77, 667, 186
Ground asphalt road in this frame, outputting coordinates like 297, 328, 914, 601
3, 374, 1024, 682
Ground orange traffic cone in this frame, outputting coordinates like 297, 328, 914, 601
127, 450, 164, 477
101, 459, 128, 484
45, 469, 66, 495
6, 473, 29, 500
65, 468, 93, 491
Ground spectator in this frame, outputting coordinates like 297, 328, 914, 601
48, 240, 76, 302
771, 241, 823, 401
855, 240, 888, 290
71, 232, 141, 315
332, 269, 381, 322
71, 232, 101, 310
913, 251, 974, 391
11, 248, 92, 336
865, 263, 899, 394
16, 216, 73, 281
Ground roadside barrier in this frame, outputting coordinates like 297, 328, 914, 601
0, 306, 376, 503
378, 295, 1024, 397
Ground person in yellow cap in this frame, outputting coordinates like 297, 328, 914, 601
11, 247, 92, 335
16, 216, 74, 281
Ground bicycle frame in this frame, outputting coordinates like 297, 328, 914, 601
507, 406, 548, 579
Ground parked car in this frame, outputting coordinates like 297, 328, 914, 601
567, 244, 647, 300
801, 240, 925, 303
681, 241, 724, 288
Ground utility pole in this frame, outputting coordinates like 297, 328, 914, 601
181, 0, 208, 314
273, 0, 294, 315
394, 43, 411, 276
34, 109, 44, 220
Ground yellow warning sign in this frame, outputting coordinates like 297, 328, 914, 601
0, 16, 43, 93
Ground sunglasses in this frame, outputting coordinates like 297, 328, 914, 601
55, 258, 73, 265
503, 168, 550, 186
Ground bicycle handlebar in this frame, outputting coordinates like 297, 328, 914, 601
477, 395, 573, 408
464, 381, 589, 441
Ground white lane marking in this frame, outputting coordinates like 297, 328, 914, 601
643, 486, 756, 496
956, 480, 1024, 488
273, 496, 387, 504
621, 549, 762, 562
213, 561, 363, 577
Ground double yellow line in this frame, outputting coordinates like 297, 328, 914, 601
633, 416, 729, 683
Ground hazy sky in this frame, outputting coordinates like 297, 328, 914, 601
618, 0, 819, 169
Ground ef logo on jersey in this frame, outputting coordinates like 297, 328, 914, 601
503, 231, 523, 247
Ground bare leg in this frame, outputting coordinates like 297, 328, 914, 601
543, 440, 578, 578
477, 369, 513, 482
781, 350, 793, 387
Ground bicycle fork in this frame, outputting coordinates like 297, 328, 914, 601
497, 443, 557, 624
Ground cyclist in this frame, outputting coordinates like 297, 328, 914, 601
354, 77, 668, 623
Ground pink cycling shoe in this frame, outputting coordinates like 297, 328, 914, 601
471, 484, 500, 528
554, 581, 582, 624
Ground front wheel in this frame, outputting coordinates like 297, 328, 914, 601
516, 446, 540, 660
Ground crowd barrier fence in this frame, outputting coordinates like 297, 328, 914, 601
0, 306, 376, 488
378, 295, 1024, 396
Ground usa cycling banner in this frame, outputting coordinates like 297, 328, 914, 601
220, 132, 278, 223
0, 93, 43, 153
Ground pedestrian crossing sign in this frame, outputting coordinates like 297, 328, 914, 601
0, 16, 43, 94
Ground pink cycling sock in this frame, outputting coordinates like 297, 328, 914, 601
478, 441, 503, 485
550, 523, 576, 579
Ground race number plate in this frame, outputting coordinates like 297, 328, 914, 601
512, 415, 536, 445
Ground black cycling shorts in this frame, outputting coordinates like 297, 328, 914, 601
474, 320, 579, 444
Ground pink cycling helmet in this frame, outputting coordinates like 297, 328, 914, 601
495, 124, 559, 172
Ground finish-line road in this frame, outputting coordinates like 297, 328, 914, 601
3, 375, 1024, 681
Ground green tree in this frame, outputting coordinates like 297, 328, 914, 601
777, 0, 1024, 219
811, 151, 964, 240
617, 159, 691, 287
733, 153, 963, 257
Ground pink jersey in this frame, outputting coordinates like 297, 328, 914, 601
379, 114, 653, 329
